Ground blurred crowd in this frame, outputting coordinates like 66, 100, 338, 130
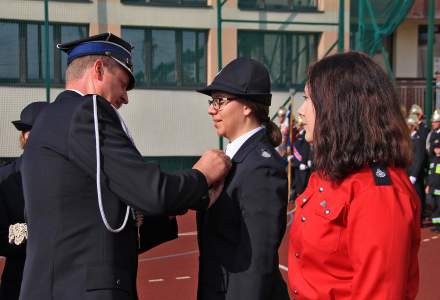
405, 104, 440, 232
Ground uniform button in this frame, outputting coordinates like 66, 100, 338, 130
295, 252, 300, 258
293, 288, 298, 294
319, 187, 324, 192
116, 279, 121, 286
302, 197, 307, 203
301, 216, 306, 222
324, 209, 331, 215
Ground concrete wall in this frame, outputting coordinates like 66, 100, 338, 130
0, 0, 340, 157
394, 20, 420, 78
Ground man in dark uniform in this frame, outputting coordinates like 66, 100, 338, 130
410, 104, 429, 143
19, 33, 230, 300
291, 116, 312, 198
407, 114, 427, 222
0, 102, 48, 300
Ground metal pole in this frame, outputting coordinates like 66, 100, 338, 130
426, 0, 435, 122
221, 19, 339, 26
338, 0, 345, 53
44, 0, 50, 102
356, 0, 365, 51
217, 0, 223, 150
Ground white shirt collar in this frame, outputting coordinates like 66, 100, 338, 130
225, 127, 263, 159
66, 89, 85, 96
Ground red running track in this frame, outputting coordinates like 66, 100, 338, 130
1, 207, 439, 299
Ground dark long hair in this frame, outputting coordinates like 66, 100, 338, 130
245, 101, 282, 147
307, 52, 411, 181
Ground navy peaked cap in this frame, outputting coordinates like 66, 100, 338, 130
57, 33, 135, 90
198, 57, 272, 106
12, 102, 49, 132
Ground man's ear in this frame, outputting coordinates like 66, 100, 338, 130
93, 59, 105, 80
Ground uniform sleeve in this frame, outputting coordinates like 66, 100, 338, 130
0, 188, 26, 258
67, 96, 209, 216
226, 163, 288, 299
347, 186, 420, 300
408, 137, 426, 178
0, 193, 10, 256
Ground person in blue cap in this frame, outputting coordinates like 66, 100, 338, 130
19, 33, 230, 300
0, 101, 48, 300
196, 57, 290, 300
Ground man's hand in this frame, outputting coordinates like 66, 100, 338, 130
208, 181, 224, 208
193, 150, 231, 186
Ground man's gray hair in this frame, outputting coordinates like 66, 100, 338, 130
65, 55, 118, 82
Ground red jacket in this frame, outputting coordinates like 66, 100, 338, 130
288, 167, 420, 300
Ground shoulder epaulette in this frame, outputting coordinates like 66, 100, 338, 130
370, 165, 391, 186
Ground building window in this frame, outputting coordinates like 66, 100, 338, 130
238, 30, 319, 90
122, 27, 207, 88
121, 0, 207, 7
238, 0, 318, 11
0, 20, 88, 85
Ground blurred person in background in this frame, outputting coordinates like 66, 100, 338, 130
407, 113, 428, 222
290, 115, 312, 199
0, 102, 48, 300
426, 109, 440, 152
275, 107, 289, 158
426, 139, 440, 233
288, 52, 420, 299
409, 104, 429, 143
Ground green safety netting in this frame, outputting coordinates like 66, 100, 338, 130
351, 0, 414, 56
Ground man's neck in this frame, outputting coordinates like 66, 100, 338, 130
66, 76, 97, 96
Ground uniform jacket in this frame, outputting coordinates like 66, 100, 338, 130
291, 129, 312, 196
408, 131, 426, 182
417, 121, 429, 143
427, 156, 440, 194
20, 90, 210, 300
426, 128, 440, 152
408, 131, 426, 203
0, 157, 26, 300
288, 167, 421, 300
197, 129, 290, 300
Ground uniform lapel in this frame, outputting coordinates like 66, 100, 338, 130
231, 129, 266, 163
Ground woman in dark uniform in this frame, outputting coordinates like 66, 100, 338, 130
196, 57, 290, 300
0, 102, 48, 300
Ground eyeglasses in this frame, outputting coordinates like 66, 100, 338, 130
208, 97, 236, 111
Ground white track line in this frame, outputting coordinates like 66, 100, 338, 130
279, 264, 288, 272
148, 279, 164, 283
176, 276, 191, 280
139, 250, 199, 263
423, 238, 431, 242
178, 231, 198, 237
